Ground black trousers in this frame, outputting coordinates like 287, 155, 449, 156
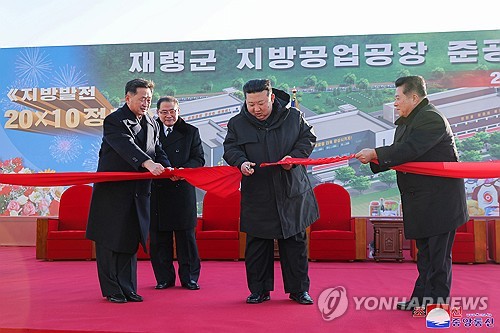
150, 228, 200, 285
95, 243, 137, 297
410, 230, 456, 305
245, 231, 310, 294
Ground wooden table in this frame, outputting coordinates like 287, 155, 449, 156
370, 217, 404, 262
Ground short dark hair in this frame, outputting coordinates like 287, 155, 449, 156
243, 79, 272, 97
156, 96, 179, 109
125, 78, 155, 95
395, 75, 427, 98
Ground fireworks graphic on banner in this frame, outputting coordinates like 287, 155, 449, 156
15, 48, 52, 87
1, 78, 34, 111
52, 64, 88, 87
49, 135, 82, 164
82, 140, 101, 171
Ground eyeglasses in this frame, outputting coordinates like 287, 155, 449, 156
158, 109, 178, 115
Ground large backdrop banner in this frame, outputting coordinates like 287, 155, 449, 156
0, 29, 499, 216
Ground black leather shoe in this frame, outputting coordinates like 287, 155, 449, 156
155, 281, 175, 289
246, 292, 270, 304
181, 280, 200, 290
397, 301, 415, 311
125, 292, 143, 302
289, 291, 314, 305
106, 293, 127, 303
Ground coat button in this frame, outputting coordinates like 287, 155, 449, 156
175, 149, 180, 153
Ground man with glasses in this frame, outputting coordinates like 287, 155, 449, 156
150, 96, 205, 291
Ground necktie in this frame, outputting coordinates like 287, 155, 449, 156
166, 127, 172, 136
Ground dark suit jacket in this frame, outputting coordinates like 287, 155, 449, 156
371, 98, 468, 239
86, 104, 170, 253
151, 117, 205, 231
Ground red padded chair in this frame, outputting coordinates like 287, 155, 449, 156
410, 219, 487, 264
309, 183, 366, 261
36, 185, 94, 260
452, 219, 487, 263
195, 190, 243, 260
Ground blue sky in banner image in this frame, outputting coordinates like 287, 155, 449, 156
0, 46, 100, 172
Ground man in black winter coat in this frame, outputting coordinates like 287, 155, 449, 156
356, 75, 468, 311
223, 79, 319, 305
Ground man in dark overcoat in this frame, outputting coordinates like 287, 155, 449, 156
150, 96, 205, 291
86, 78, 171, 303
356, 75, 468, 310
223, 79, 319, 305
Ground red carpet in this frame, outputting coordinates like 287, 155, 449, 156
1, 246, 499, 333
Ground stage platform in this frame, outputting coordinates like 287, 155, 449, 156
1, 246, 499, 333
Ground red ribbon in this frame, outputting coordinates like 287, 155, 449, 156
391, 160, 500, 178
1, 157, 498, 199
0, 166, 242, 198
260, 156, 500, 179
260, 154, 355, 167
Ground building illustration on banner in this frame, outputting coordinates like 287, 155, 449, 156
0, 29, 499, 216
